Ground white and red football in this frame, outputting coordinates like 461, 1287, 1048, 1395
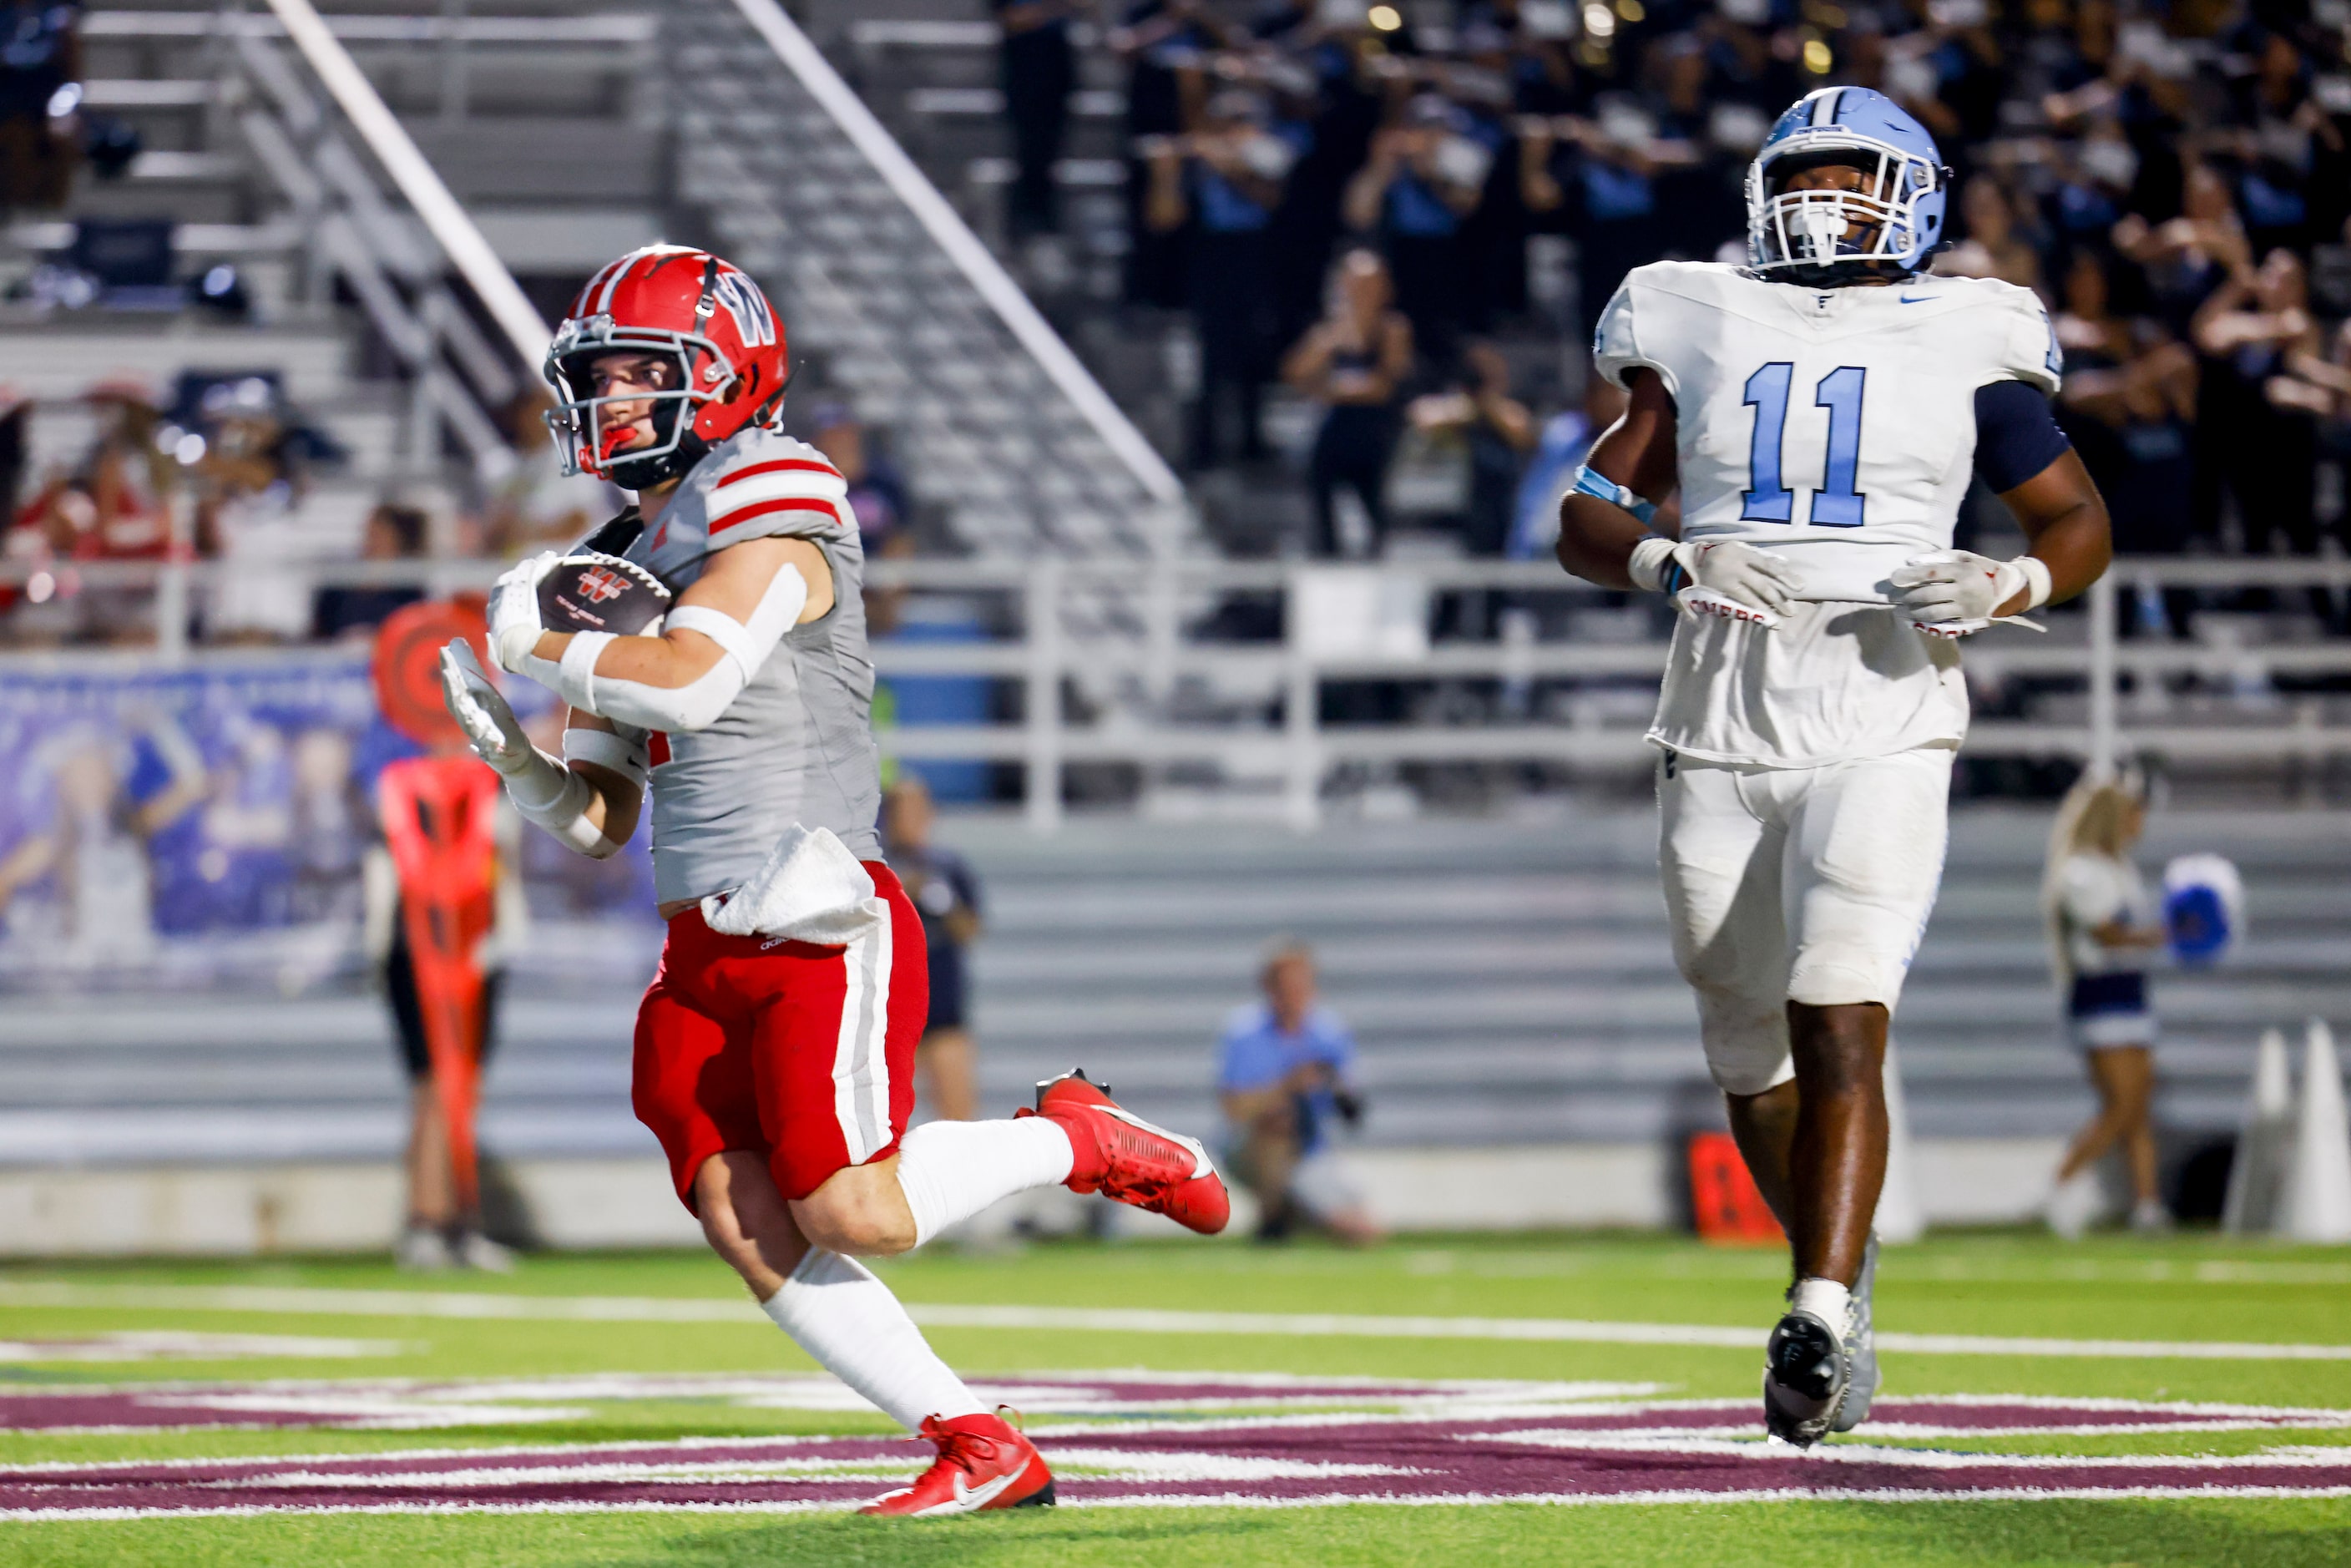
538, 551, 672, 637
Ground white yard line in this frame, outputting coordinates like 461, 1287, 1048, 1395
3, 1282, 2349, 1362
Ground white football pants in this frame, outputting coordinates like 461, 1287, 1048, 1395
1656, 745, 1953, 1095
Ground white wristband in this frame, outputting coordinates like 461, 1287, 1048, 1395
2013, 555, 2052, 614
1627, 535, 1679, 594
506, 764, 618, 858
564, 726, 650, 789
556, 631, 614, 714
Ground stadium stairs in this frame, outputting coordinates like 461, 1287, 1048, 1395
6, 809, 2348, 1253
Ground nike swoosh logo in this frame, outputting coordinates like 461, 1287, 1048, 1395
1898, 295, 1933, 304
952, 1464, 1023, 1510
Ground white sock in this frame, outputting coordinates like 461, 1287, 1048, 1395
1789, 1277, 1853, 1327
761, 1247, 986, 1429
895, 1117, 1074, 1247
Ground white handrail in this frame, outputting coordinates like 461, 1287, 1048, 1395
725, 0, 1185, 508
261, 0, 550, 372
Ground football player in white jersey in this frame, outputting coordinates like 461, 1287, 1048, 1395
1555, 88, 2112, 1445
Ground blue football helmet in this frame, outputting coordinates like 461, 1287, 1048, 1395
1745, 87, 1949, 284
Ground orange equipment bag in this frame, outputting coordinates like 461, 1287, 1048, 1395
1688, 1130, 1785, 1245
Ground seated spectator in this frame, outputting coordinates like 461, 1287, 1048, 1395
1216, 939, 1378, 1245
1282, 248, 1413, 558
312, 504, 427, 641
191, 379, 329, 644
480, 390, 622, 559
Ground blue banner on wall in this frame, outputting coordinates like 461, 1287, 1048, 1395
0, 655, 655, 993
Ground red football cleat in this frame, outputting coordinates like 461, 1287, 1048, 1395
1020, 1069, 1231, 1235
858, 1409, 1054, 1517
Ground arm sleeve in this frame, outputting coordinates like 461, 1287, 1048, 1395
1972, 378, 2074, 493
1591, 275, 1676, 397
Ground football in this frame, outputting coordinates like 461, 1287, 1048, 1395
536, 550, 673, 637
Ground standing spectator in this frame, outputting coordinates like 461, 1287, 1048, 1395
2053, 249, 2199, 563
1405, 340, 1535, 559
2040, 777, 2169, 1239
1282, 248, 1413, 558
883, 775, 985, 1125
806, 401, 909, 556
1216, 939, 1378, 1244
0, 1, 81, 215
1111, 0, 1234, 307
995, 0, 1079, 243
1144, 89, 1299, 468
1344, 94, 1490, 361
2192, 248, 2323, 558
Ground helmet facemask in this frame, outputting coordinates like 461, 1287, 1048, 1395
544, 317, 742, 487
1747, 136, 1943, 286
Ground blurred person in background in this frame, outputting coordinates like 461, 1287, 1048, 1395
1507, 375, 1625, 563
0, 714, 205, 961
882, 775, 986, 1125
8, 382, 176, 643
483, 390, 623, 559
1938, 175, 2044, 291
1283, 247, 1413, 557
1406, 339, 1534, 559
2192, 249, 2324, 559
1111, 0, 1239, 308
312, 503, 427, 641
2040, 776, 2168, 1239
806, 400, 908, 559
362, 802, 526, 1272
995, 0, 1080, 244
1144, 89, 1300, 469
0, 0, 81, 215
190, 377, 324, 644
2052, 249, 2199, 565
1344, 93, 1489, 361
1216, 939, 1378, 1244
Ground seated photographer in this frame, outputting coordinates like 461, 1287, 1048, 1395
1216, 938, 1380, 1245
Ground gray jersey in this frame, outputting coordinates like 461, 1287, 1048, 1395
618, 427, 882, 906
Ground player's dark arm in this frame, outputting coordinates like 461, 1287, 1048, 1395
1994, 449, 2111, 616
1555, 367, 1679, 590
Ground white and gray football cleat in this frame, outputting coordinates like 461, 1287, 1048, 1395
1831, 1233, 1882, 1434
1762, 1304, 1849, 1448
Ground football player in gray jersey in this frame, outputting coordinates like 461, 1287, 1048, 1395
437, 246, 1230, 1516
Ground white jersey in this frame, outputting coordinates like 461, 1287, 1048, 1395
1595, 261, 2061, 767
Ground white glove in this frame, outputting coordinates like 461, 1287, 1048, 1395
488, 552, 561, 674
1889, 549, 2047, 635
1670, 539, 1802, 626
438, 640, 537, 777
440, 640, 612, 853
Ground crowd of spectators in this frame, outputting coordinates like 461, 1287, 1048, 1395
1001, 0, 2351, 569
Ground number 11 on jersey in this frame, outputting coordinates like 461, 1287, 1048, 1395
1740, 363, 1868, 529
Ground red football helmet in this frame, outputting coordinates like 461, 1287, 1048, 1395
543, 245, 788, 488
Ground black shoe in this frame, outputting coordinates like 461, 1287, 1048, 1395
1832, 1235, 1882, 1434
1762, 1308, 1849, 1449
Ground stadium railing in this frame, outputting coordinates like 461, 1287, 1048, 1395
8, 555, 2351, 827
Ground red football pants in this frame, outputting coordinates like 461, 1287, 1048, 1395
632, 862, 928, 1210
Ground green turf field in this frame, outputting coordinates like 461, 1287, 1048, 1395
3, 1232, 2348, 1565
